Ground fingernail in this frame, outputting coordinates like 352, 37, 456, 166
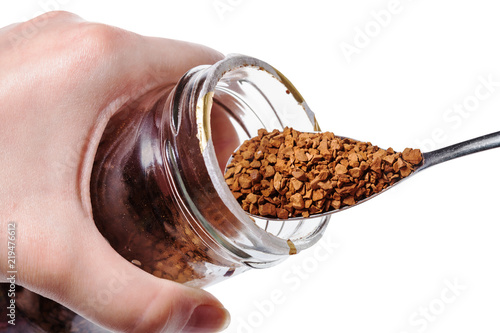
183, 305, 231, 333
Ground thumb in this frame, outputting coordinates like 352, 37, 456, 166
61, 227, 230, 333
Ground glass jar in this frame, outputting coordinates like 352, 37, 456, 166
0, 54, 330, 332
90, 53, 330, 287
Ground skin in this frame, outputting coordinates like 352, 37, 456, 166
0, 11, 232, 333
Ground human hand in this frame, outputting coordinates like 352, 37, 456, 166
0, 11, 230, 333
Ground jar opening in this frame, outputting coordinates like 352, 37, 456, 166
197, 54, 329, 263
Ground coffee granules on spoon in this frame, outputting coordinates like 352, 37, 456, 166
224, 127, 423, 219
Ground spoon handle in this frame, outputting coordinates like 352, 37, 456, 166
421, 130, 500, 170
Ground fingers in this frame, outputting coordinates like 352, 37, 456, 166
117, 35, 224, 103
60, 226, 230, 333
140, 36, 224, 83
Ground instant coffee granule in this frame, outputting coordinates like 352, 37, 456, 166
224, 127, 423, 218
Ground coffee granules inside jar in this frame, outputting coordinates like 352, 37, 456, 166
224, 127, 423, 218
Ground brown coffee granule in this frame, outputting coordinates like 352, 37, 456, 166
224, 127, 423, 219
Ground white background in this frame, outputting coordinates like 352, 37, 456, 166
2, 1, 500, 332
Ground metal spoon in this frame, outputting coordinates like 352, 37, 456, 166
226, 130, 500, 222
